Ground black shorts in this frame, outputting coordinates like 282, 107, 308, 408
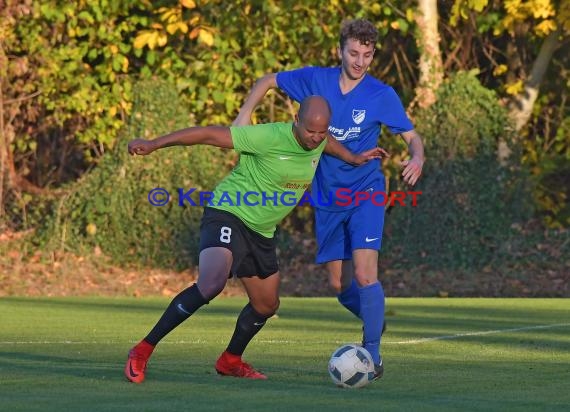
199, 207, 279, 279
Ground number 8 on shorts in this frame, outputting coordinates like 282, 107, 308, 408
219, 226, 232, 243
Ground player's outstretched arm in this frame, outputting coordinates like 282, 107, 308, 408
324, 135, 389, 166
400, 129, 425, 186
128, 126, 233, 156
233, 74, 278, 126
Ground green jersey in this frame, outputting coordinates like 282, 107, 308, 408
210, 122, 325, 238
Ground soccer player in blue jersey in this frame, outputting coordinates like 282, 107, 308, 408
234, 19, 425, 380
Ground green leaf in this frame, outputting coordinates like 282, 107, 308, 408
146, 50, 156, 65
212, 90, 225, 104
88, 48, 98, 60
77, 11, 95, 24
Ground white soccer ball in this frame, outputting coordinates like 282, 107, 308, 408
328, 344, 374, 388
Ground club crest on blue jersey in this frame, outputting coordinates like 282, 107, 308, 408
352, 109, 366, 125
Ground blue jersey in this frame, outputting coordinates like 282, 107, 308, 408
276, 66, 414, 211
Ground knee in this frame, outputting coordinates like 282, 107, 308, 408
197, 276, 226, 301
353, 266, 378, 285
253, 297, 280, 317
265, 297, 280, 316
353, 274, 377, 287
273, 297, 281, 313
352, 253, 378, 281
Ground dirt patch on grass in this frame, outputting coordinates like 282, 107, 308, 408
0, 231, 245, 298
1, 229, 568, 298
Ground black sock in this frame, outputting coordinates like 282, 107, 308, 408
145, 284, 208, 346
226, 303, 270, 356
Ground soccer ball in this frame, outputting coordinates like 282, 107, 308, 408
328, 344, 374, 388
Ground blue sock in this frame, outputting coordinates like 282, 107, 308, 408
359, 281, 385, 365
337, 279, 361, 318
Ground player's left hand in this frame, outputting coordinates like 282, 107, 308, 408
401, 156, 423, 186
352, 147, 390, 166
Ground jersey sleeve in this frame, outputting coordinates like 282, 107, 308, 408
380, 87, 415, 134
230, 124, 274, 155
276, 67, 316, 102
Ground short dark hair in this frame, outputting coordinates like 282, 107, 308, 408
339, 19, 378, 50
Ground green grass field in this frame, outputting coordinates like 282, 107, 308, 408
1, 297, 569, 411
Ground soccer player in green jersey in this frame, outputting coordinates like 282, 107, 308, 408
124, 96, 384, 382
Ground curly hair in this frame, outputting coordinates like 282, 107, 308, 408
339, 19, 378, 50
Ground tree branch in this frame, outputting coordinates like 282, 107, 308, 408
509, 27, 562, 131
4, 90, 42, 105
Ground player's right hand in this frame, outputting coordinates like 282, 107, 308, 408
128, 139, 156, 156
367, 147, 390, 159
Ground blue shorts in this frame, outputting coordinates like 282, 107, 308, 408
314, 181, 386, 264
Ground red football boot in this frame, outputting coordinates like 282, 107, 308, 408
125, 340, 154, 383
215, 351, 267, 380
